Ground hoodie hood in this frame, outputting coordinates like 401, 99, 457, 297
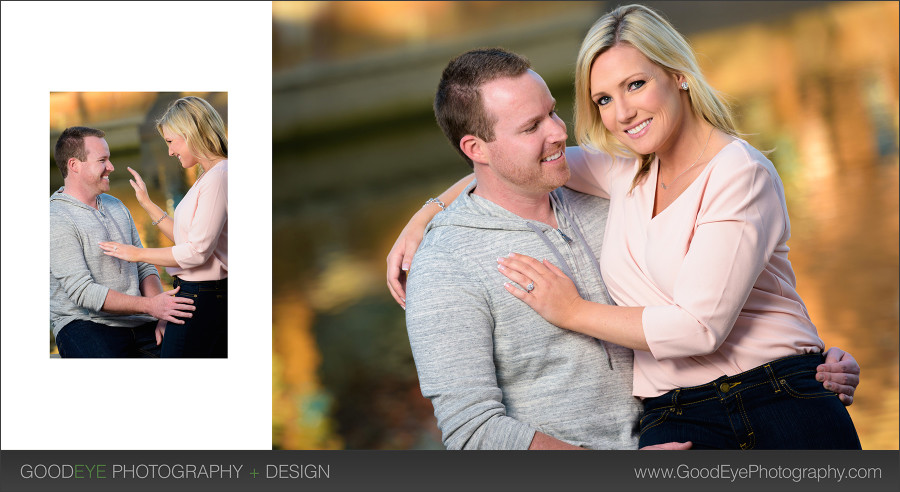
426, 181, 564, 234
425, 181, 608, 295
50, 187, 103, 211
50, 187, 128, 267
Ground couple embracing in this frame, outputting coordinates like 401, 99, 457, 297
389, 5, 862, 450
50, 96, 228, 358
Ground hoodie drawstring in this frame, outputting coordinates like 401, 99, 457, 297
546, 192, 615, 370
95, 196, 129, 274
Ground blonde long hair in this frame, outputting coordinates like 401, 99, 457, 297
574, 4, 738, 190
156, 96, 228, 168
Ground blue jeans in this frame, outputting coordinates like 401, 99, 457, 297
56, 319, 159, 358
638, 353, 861, 449
160, 277, 227, 358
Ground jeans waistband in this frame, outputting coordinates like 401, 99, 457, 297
644, 352, 825, 410
173, 276, 228, 290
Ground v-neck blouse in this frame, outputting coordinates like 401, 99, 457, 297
567, 140, 823, 398
167, 159, 228, 281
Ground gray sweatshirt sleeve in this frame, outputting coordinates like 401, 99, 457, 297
49, 211, 109, 312
127, 211, 159, 283
406, 247, 536, 450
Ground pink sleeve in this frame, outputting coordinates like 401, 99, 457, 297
564, 146, 615, 198
171, 168, 228, 269
642, 157, 787, 359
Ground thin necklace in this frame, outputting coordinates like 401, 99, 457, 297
660, 128, 713, 190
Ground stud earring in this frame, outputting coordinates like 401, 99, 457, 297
680, 82, 689, 91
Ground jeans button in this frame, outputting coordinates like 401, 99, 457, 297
719, 382, 730, 392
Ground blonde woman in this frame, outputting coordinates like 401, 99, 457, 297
387, 6, 861, 448
101, 96, 227, 358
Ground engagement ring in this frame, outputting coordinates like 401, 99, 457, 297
526, 282, 535, 292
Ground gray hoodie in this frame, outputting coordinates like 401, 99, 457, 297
49, 188, 159, 338
406, 182, 641, 450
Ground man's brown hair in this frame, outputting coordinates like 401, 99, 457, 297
434, 48, 531, 168
54, 126, 106, 179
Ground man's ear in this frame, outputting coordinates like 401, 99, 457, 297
67, 157, 80, 176
460, 135, 488, 165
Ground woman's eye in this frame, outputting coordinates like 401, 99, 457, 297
596, 96, 611, 107
628, 80, 645, 91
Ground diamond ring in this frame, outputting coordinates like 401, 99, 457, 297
526, 282, 535, 292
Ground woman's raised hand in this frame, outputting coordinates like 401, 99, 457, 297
127, 166, 152, 209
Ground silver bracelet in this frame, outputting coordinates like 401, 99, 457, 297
152, 211, 168, 226
424, 197, 446, 210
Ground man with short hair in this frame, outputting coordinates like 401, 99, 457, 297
406, 49, 641, 450
50, 126, 194, 358
403, 48, 858, 450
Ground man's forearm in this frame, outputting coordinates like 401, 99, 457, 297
139, 274, 164, 297
101, 276, 193, 323
101, 288, 151, 315
528, 431, 584, 450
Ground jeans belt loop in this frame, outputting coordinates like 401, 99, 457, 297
764, 363, 781, 392
672, 389, 682, 415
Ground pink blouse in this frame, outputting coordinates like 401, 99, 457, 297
566, 140, 823, 398
167, 159, 228, 281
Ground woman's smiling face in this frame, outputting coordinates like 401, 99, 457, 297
162, 127, 197, 169
589, 43, 688, 157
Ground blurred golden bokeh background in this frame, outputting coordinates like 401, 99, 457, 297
271, 1, 898, 450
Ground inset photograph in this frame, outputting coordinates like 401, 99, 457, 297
272, 1, 898, 450
50, 92, 228, 358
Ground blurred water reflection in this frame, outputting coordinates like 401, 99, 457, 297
272, 1, 898, 449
